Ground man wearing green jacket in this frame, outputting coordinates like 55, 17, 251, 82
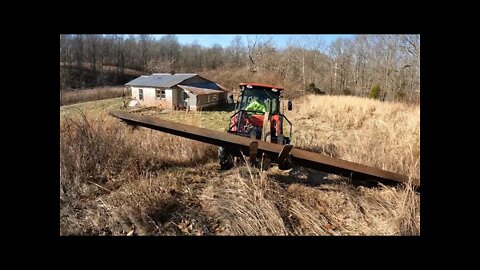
245, 97, 267, 113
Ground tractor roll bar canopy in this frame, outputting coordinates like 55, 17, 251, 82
239, 83, 284, 92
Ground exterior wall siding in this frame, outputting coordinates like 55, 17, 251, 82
196, 93, 226, 106
172, 86, 184, 106
131, 86, 171, 108
193, 92, 226, 110
185, 91, 197, 107
130, 81, 227, 111
131, 87, 138, 100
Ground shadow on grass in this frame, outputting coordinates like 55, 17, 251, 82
199, 102, 235, 112
270, 166, 380, 189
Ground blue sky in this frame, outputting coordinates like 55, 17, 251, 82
150, 34, 353, 49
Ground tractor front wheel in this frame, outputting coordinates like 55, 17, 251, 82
218, 147, 234, 170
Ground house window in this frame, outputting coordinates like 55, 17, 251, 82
139, 89, 143, 100
156, 89, 166, 99
213, 94, 218, 101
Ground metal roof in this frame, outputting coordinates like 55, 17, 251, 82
178, 85, 225, 95
125, 73, 197, 88
185, 82, 224, 90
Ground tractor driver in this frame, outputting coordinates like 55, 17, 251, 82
244, 97, 267, 113
242, 97, 267, 132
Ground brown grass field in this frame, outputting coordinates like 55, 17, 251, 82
60, 94, 420, 236
60, 87, 129, 106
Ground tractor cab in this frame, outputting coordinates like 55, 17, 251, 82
236, 83, 282, 114
228, 83, 292, 145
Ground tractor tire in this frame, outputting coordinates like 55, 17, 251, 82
218, 146, 234, 170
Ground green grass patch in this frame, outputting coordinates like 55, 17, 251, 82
60, 97, 233, 132
60, 98, 124, 121
147, 110, 232, 131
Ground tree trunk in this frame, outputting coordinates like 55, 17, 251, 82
302, 53, 306, 89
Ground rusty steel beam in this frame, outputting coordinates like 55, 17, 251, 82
110, 111, 419, 187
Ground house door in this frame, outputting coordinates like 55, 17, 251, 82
139, 89, 144, 100
183, 91, 189, 108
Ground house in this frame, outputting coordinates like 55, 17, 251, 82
125, 73, 228, 110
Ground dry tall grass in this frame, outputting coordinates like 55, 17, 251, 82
288, 94, 420, 180
286, 94, 420, 234
60, 87, 129, 106
200, 163, 419, 236
60, 95, 420, 236
60, 111, 217, 235
200, 164, 289, 235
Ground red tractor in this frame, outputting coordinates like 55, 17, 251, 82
219, 83, 293, 170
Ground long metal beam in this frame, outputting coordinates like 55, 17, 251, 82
110, 111, 419, 187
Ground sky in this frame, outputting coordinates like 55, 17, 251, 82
150, 34, 354, 49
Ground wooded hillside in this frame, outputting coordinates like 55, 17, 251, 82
60, 34, 419, 102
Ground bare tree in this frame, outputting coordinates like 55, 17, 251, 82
246, 35, 273, 72
146, 58, 175, 73
228, 35, 245, 67
59, 34, 420, 103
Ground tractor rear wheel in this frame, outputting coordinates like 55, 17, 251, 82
218, 147, 234, 170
